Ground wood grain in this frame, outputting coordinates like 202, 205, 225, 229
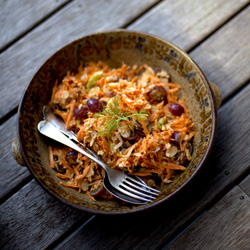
166, 186, 250, 250
129, 1, 250, 101
128, 0, 249, 51
0, 0, 158, 201
0, 180, 93, 250
190, 6, 250, 101
0, 0, 158, 119
0, 0, 70, 50
239, 174, 250, 197
52, 84, 250, 250
1, 2, 250, 250
0, 115, 30, 202
1, 0, 249, 203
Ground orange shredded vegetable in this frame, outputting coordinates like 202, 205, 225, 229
48, 61, 195, 200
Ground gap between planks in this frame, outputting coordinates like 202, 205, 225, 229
47, 215, 96, 249
121, 0, 163, 29
0, 1, 248, 248
186, 2, 250, 54
160, 171, 250, 250
40, 83, 250, 249
0, 0, 162, 54
164, 180, 250, 250
1, 0, 250, 209
0, 2, 249, 125
0, 0, 73, 53
2, 80, 248, 207
221, 80, 250, 106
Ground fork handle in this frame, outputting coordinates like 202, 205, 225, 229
38, 121, 108, 170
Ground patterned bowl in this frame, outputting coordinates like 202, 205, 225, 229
12, 30, 221, 215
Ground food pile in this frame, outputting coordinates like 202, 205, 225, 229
49, 61, 195, 201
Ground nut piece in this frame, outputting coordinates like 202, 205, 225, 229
81, 180, 89, 191
118, 121, 131, 138
186, 148, 192, 161
166, 145, 178, 157
156, 69, 170, 81
106, 75, 119, 83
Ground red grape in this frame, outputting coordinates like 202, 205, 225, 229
171, 131, 181, 145
179, 155, 189, 167
169, 103, 184, 116
87, 98, 103, 113
73, 106, 88, 119
148, 86, 167, 102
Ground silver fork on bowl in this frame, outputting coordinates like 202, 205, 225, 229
38, 107, 160, 204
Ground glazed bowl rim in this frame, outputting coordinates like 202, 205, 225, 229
17, 29, 217, 215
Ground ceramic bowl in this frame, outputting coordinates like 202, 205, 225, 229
12, 30, 221, 215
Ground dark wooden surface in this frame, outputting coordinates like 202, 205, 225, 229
0, 1, 249, 249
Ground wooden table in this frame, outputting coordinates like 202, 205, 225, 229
1, 1, 250, 249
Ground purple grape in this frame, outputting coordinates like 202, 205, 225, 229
179, 155, 189, 167
87, 98, 103, 113
169, 103, 184, 116
65, 151, 78, 164
53, 155, 59, 161
135, 129, 145, 138
171, 131, 181, 145
73, 106, 88, 119
134, 121, 145, 138
122, 142, 131, 149
148, 86, 167, 102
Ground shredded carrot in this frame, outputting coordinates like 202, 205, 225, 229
50, 80, 58, 103
48, 62, 195, 199
152, 131, 160, 140
60, 182, 79, 189
82, 165, 91, 178
86, 191, 96, 201
56, 173, 70, 180
54, 109, 68, 122
48, 146, 55, 169
163, 162, 186, 171
141, 117, 149, 136
65, 100, 76, 129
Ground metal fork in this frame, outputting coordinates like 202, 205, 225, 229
38, 119, 160, 203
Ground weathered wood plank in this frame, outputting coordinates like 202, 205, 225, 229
129, 1, 250, 101
1, 3, 249, 250
0, 179, 93, 250
165, 186, 250, 250
128, 0, 249, 51
1, 4, 249, 201
0, 0, 70, 51
52, 84, 250, 250
0, 114, 30, 202
0, 0, 158, 200
0, 0, 158, 119
239, 174, 250, 197
190, 6, 250, 101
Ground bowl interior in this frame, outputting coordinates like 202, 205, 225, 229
18, 30, 216, 214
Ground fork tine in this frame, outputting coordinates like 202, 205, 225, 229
122, 180, 159, 198
120, 183, 157, 200
115, 185, 154, 202
125, 177, 160, 194
86, 149, 159, 202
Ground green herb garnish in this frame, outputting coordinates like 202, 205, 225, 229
95, 95, 148, 139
